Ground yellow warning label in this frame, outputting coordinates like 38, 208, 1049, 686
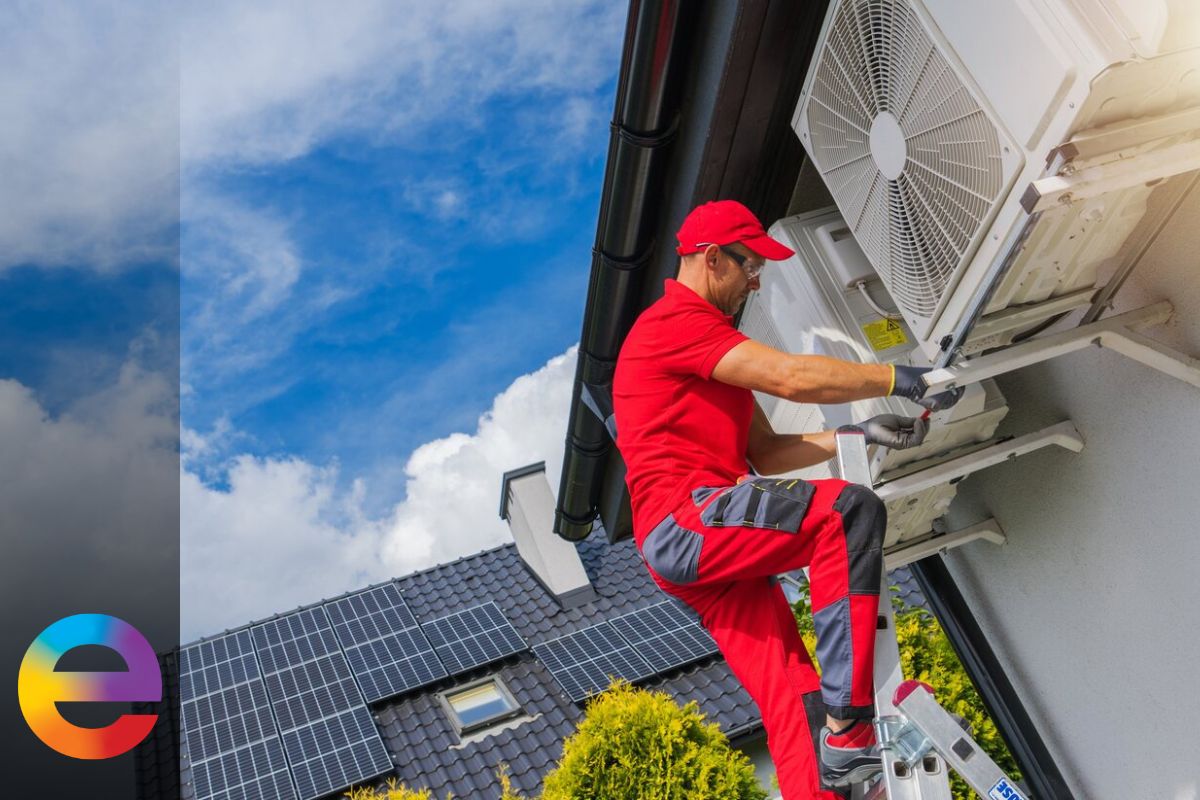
862, 318, 909, 351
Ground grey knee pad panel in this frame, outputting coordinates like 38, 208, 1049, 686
834, 484, 886, 595
642, 514, 704, 585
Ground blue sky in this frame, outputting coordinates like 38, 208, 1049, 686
183, 98, 606, 508
1, 1, 628, 640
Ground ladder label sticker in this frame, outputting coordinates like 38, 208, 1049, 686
862, 318, 908, 351
988, 778, 1029, 800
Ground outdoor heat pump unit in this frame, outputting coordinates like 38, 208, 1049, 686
792, 0, 1200, 360
740, 208, 1011, 552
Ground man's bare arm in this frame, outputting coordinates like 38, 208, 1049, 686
713, 339, 892, 404
746, 403, 839, 475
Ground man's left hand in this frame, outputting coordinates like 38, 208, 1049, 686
858, 414, 929, 450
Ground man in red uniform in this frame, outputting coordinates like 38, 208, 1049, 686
612, 201, 961, 798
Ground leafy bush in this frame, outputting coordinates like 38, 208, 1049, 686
345, 779, 447, 800
540, 680, 768, 800
792, 585, 1022, 799
345, 763, 527, 800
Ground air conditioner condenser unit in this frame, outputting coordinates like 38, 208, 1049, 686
793, 0, 1200, 359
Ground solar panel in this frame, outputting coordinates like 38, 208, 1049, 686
422, 602, 527, 675
609, 600, 720, 673
252, 608, 392, 800
533, 623, 656, 702
179, 631, 297, 800
324, 584, 448, 702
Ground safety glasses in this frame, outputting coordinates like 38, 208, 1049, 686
696, 243, 766, 280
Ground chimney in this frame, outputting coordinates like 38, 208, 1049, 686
500, 462, 597, 609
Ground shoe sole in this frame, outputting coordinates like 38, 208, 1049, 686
822, 761, 884, 788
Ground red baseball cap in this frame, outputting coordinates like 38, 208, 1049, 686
675, 200, 795, 260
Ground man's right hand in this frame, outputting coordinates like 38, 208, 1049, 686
890, 365, 964, 411
858, 414, 929, 449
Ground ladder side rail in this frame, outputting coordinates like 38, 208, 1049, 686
835, 428, 954, 800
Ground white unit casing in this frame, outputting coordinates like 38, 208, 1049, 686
793, 0, 1200, 359
740, 208, 1008, 547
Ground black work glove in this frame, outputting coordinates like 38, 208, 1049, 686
858, 414, 929, 449
890, 365, 964, 411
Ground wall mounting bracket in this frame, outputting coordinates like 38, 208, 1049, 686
923, 301, 1200, 394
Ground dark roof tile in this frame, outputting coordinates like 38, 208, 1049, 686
889, 566, 929, 610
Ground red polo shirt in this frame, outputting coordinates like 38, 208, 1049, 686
613, 279, 754, 544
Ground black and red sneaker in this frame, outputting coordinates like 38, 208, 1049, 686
819, 720, 883, 787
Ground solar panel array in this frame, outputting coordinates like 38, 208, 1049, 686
609, 600, 720, 673
181, 582, 724, 794
180, 630, 297, 800
534, 623, 657, 702
326, 585, 447, 702
423, 602, 527, 674
180, 583, 541, 799
251, 608, 392, 800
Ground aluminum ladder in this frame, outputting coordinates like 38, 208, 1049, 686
834, 425, 1030, 800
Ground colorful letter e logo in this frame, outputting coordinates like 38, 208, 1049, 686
18, 614, 162, 759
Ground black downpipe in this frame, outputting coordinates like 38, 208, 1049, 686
555, 0, 689, 540
910, 555, 1076, 799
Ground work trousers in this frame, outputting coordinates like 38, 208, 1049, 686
638, 477, 886, 800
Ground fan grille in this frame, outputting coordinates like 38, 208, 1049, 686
803, 0, 1007, 320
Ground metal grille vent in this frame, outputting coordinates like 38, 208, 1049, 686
801, 0, 1007, 320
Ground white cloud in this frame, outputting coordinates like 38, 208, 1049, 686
181, 191, 315, 398
181, 456, 388, 641
185, 194, 303, 324
0, 2, 178, 270
181, 345, 577, 641
181, 0, 625, 167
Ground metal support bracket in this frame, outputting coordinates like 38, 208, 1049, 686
875, 421, 1085, 502
1022, 135, 1200, 213
883, 519, 1005, 570
964, 287, 1095, 354
922, 302, 1200, 394
1049, 106, 1200, 165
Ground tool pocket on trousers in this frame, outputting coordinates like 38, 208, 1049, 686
691, 486, 725, 507
698, 477, 816, 531
642, 514, 704, 585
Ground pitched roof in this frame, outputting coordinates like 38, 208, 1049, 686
174, 533, 760, 800
369, 535, 760, 799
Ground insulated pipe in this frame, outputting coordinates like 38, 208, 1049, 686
555, 0, 689, 540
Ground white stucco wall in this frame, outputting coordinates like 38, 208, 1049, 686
941, 183, 1200, 798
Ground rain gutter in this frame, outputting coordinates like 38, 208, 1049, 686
554, 0, 691, 541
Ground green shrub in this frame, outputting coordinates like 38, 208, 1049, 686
345, 779, 446, 800
540, 680, 768, 800
792, 586, 1022, 800
345, 763, 528, 800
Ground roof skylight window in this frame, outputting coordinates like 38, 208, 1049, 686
440, 678, 522, 735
